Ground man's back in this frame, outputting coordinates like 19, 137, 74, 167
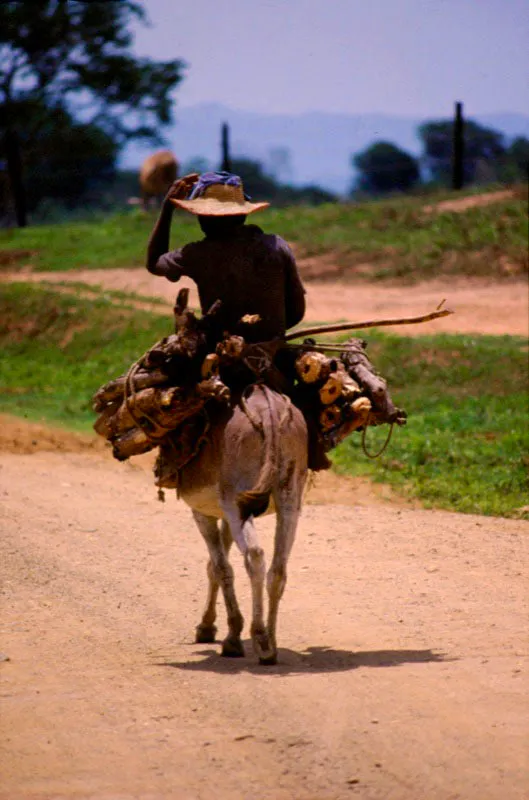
159, 224, 305, 342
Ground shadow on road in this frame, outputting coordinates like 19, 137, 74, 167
156, 645, 452, 676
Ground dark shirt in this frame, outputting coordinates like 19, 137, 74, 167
154, 224, 306, 342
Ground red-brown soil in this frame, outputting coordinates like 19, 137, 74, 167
1, 429, 528, 800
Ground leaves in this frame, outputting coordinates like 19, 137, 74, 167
353, 141, 420, 195
0, 0, 186, 221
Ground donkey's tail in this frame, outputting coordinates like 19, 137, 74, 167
237, 385, 288, 520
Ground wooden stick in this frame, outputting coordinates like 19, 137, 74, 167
287, 342, 359, 352
284, 307, 454, 342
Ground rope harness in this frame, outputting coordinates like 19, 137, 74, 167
361, 416, 395, 459
123, 349, 212, 502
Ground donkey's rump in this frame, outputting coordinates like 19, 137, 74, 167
178, 385, 308, 520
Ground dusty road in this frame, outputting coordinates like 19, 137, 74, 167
1, 431, 528, 799
4, 267, 528, 337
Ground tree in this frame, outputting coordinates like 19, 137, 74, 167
230, 157, 280, 200
230, 157, 336, 206
265, 146, 293, 184
0, 1, 185, 226
504, 137, 529, 182
418, 119, 505, 186
181, 156, 212, 177
16, 101, 119, 214
352, 141, 420, 195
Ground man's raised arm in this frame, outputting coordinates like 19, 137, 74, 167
146, 174, 199, 276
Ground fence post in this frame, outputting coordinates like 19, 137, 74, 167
221, 122, 232, 172
452, 101, 464, 190
4, 127, 27, 228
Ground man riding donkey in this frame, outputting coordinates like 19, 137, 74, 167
93, 171, 407, 483
146, 170, 336, 470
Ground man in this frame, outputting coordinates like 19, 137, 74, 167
146, 170, 331, 470
146, 171, 306, 343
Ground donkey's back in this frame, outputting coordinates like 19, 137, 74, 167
179, 385, 308, 519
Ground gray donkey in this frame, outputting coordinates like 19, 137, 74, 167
177, 384, 308, 665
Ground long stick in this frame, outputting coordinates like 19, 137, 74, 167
284, 342, 363, 352
284, 307, 454, 342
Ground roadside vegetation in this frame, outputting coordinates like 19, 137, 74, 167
1, 185, 527, 280
1, 283, 527, 519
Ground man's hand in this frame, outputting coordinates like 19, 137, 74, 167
165, 173, 200, 203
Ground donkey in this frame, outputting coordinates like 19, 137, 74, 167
176, 384, 308, 665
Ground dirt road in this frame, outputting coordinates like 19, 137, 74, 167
1, 432, 528, 799
4, 267, 528, 336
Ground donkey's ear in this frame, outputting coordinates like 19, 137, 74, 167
175, 288, 190, 314
174, 288, 191, 331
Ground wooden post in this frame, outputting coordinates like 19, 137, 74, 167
452, 101, 464, 190
221, 122, 232, 172
4, 127, 27, 228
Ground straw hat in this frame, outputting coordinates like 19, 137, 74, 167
170, 172, 269, 216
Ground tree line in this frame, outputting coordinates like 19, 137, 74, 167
1, 1, 528, 227
353, 124, 528, 197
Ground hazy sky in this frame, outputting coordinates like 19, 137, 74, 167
131, 0, 529, 117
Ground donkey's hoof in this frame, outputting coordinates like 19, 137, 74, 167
252, 630, 276, 665
221, 636, 245, 658
259, 653, 278, 666
195, 623, 217, 644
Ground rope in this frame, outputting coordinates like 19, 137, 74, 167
240, 383, 293, 437
180, 409, 211, 469
123, 355, 179, 443
278, 393, 293, 430
240, 384, 265, 435
242, 343, 274, 378
361, 416, 395, 459
158, 409, 212, 503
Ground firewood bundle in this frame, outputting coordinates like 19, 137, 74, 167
93, 373, 231, 461
92, 290, 237, 463
294, 337, 406, 451
92, 280, 407, 474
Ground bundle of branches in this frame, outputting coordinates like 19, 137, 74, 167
288, 304, 453, 451
294, 338, 407, 451
93, 376, 230, 461
92, 289, 234, 463
93, 298, 445, 472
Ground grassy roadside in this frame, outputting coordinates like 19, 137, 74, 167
330, 331, 528, 517
1, 282, 527, 518
0, 282, 169, 430
1, 186, 527, 281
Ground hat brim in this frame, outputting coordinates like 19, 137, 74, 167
170, 197, 269, 216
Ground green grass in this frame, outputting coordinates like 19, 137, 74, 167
0, 282, 170, 430
0, 208, 197, 272
1, 282, 527, 518
1, 185, 527, 280
267, 187, 529, 281
37, 278, 169, 308
330, 331, 528, 517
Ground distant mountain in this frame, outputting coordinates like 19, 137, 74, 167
120, 104, 529, 196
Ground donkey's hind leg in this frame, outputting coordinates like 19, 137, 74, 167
192, 511, 244, 657
223, 509, 276, 665
266, 473, 306, 662
195, 518, 233, 643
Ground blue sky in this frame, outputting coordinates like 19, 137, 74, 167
131, 0, 529, 117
